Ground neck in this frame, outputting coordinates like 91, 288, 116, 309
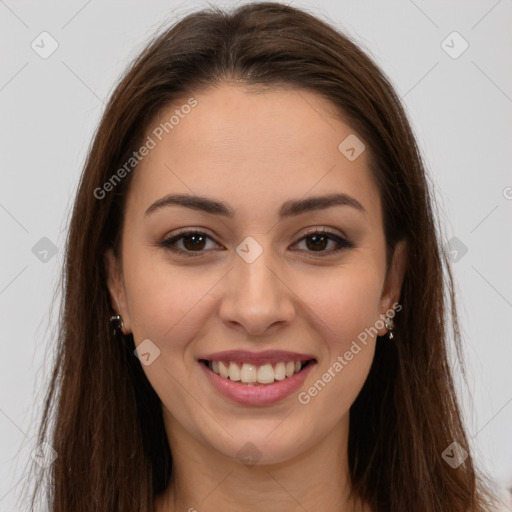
154, 410, 370, 512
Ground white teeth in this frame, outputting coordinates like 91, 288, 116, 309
274, 362, 286, 381
240, 363, 257, 383
228, 362, 241, 381
207, 359, 309, 384
257, 363, 275, 384
218, 361, 229, 378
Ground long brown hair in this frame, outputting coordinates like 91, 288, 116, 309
25, 2, 498, 511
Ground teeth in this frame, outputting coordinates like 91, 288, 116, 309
274, 362, 286, 381
207, 359, 309, 385
240, 363, 257, 383
257, 363, 275, 384
218, 361, 229, 378
228, 362, 241, 381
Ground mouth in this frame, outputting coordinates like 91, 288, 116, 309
198, 358, 316, 386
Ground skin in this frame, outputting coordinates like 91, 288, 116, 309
106, 83, 407, 512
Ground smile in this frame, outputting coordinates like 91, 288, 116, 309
200, 359, 315, 385
198, 355, 317, 405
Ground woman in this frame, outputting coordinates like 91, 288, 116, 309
27, 2, 503, 511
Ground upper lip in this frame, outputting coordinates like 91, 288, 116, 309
198, 350, 316, 366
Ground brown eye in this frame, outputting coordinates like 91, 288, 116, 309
304, 233, 330, 251
293, 229, 354, 255
160, 229, 221, 256
181, 232, 207, 251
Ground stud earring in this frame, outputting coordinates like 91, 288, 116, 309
385, 317, 394, 340
109, 314, 124, 336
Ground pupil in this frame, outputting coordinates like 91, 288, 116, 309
184, 234, 205, 250
307, 234, 326, 251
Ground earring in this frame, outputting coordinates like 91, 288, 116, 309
384, 317, 394, 340
109, 314, 124, 336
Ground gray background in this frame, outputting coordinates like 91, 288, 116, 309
1, 0, 511, 509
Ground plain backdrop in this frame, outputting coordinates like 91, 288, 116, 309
1, 0, 511, 510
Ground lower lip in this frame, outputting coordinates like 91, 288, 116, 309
199, 361, 315, 406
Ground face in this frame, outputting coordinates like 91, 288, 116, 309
106, 84, 406, 466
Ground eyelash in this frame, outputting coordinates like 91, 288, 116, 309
159, 228, 354, 258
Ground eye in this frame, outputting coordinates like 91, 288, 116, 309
159, 227, 354, 257
159, 228, 221, 256
292, 228, 354, 256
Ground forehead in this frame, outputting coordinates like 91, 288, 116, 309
126, 84, 381, 223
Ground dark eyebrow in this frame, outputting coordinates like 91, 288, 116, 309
145, 192, 366, 218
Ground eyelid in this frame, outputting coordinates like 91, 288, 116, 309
299, 226, 350, 242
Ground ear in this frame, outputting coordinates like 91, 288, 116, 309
104, 248, 132, 334
377, 240, 407, 335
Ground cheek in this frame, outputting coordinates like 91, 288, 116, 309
303, 264, 384, 346
123, 251, 219, 348
292, 265, 383, 414
122, 255, 221, 407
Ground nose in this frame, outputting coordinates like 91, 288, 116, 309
218, 241, 296, 336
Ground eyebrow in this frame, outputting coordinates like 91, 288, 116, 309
145, 192, 366, 218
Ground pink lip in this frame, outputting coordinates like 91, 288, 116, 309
199, 360, 316, 406
197, 349, 316, 366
